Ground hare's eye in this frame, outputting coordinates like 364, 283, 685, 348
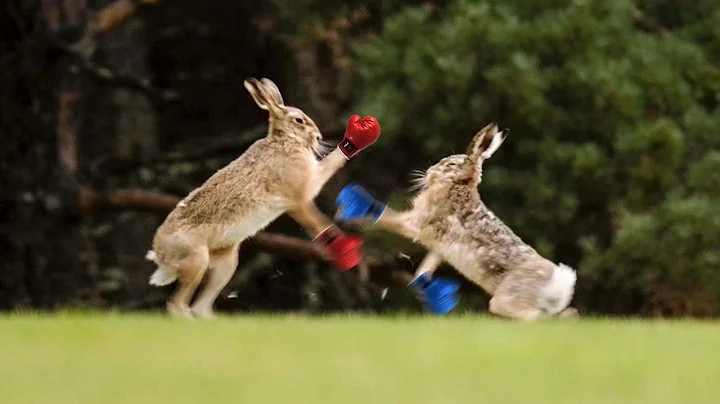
294, 117, 304, 124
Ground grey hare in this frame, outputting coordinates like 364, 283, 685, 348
335, 123, 577, 320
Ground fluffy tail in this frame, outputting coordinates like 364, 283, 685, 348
146, 250, 177, 286
540, 263, 577, 315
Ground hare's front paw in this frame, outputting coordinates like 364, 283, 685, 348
167, 302, 195, 320
335, 183, 387, 224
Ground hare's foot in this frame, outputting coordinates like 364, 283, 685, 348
164, 245, 210, 320
190, 244, 239, 321
167, 302, 195, 320
488, 295, 543, 321
191, 308, 216, 320
557, 307, 579, 319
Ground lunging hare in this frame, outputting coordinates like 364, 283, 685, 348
146, 77, 381, 319
334, 123, 577, 320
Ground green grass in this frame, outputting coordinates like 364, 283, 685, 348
1, 313, 719, 404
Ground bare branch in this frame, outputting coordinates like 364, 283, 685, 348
71, 57, 179, 101
76, 187, 329, 261
631, 7, 670, 38
94, 0, 165, 35
51, 0, 177, 100
74, 186, 411, 287
78, 187, 180, 215
87, 126, 266, 177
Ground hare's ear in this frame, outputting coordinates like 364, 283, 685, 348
466, 123, 508, 164
481, 127, 508, 160
260, 78, 285, 107
244, 78, 271, 111
465, 123, 494, 164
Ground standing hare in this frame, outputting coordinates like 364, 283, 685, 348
334, 123, 577, 320
146, 77, 381, 319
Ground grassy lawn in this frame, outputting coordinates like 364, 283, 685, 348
1, 312, 719, 404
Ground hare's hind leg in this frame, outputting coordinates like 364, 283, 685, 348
541, 263, 577, 317
488, 294, 544, 321
489, 294, 578, 321
558, 307, 579, 318
488, 269, 549, 321
190, 243, 240, 319
167, 246, 210, 319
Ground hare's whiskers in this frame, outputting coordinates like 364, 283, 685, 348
408, 169, 427, 192
312, 140, 333, 158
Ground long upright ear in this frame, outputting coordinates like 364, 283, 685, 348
480, 127, 508, 160
465, 123, 496, 165
244, 78, 271, 111
464, 122, 509, 178
464, 123, 508, 183
260, 78, 284, 107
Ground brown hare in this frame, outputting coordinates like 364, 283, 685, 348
335, 123, 577, 320
146, 77, 381, 319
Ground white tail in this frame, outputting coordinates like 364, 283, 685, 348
540, 263, 577, 315
146, 250, 177, 286
145, 250, 157, 262
149, 268, 177, 286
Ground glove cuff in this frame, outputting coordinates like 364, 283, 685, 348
408, 272, 432, 289
337, 139, 358, 159
313, 224, 341, 245
367, 200, 387, 223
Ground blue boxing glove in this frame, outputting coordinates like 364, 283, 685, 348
409, 272, 460, 315
335, 183, 387, 224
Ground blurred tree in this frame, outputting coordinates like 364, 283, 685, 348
3, 0, 720, 317
0, 0, 176, 309
0, 0, 409, 312
350, 0, 720, 316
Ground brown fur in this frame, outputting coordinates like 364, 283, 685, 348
147, 77, 351, 319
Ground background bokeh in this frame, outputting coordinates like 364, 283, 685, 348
2, 0, 720, 317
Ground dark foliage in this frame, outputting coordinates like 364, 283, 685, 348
2, 0, 719, 317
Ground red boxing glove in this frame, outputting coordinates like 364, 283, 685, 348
338, 114, 381, 159
314, 225, 364, 271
